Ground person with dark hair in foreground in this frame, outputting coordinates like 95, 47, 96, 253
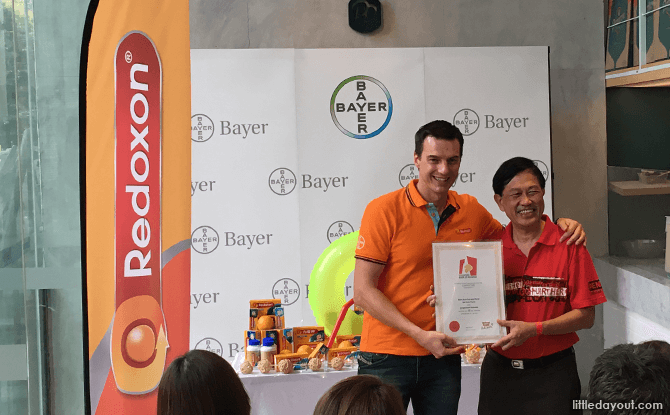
157, 349, 251, 415
589, 342, 670, 415
313, 375, 406, 415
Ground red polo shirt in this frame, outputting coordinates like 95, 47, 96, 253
495, 216, 606, 359
355, 179, 503, 356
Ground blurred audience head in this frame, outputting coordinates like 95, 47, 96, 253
313, 374, 405, 415
157, 349, 251, 415
588, 341, 670, 415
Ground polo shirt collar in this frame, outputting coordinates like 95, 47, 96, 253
503, 214, 557, 248
406, 179, 460, 210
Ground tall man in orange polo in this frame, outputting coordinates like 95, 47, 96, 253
353, 120, 584, 415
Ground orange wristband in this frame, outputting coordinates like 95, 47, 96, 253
535, 321, 543, 336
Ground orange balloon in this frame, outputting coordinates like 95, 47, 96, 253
125, 324, 156, 363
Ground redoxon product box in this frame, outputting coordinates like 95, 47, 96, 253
249, 299, 284, 330
335, 334, 361, 349
260, 329, 291, 352
292, 326, 326, 349
274, 352, 309, 369
326, 346, 358, 361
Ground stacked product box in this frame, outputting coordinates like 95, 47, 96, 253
242, 301, 362, 372
245, 299, 288, 364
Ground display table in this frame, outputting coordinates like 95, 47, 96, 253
239, 364, 480, 415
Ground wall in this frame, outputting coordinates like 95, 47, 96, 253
190, 0, 608, 398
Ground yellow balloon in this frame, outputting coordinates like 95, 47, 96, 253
308, 231, 363, 337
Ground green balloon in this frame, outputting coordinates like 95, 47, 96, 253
309, 231, 363, 337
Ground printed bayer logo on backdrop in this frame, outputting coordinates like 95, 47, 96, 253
453, 108, 530, 135
194, 337, 223, 356
268, 168, 297, 195
330, 75, 393, 139
191, 113, 269, 142
327, 221, 354, 243
191, 114, 215, 142
192, 226, 275, 252
191, 226, 219, 254
533, 160, 550, 182
399, 164, 419, 187
272, 278, 300, 305
453, 109, 480, 136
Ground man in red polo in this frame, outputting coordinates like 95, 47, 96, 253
478, 156, 607, 415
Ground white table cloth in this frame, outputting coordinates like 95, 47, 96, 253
238, 363, 481, 415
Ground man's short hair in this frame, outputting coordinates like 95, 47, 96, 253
588, 342, 670, 415
492, 156, 546, 196
414, 120, 464, 158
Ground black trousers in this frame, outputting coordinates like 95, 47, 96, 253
478, 348, 583, 415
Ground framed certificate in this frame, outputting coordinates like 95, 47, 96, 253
432, 241, 506, 344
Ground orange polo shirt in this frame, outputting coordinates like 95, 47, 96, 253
355, 179, 504, 356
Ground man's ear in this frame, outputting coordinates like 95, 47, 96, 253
413, 152, 420, 169
494, 194, 504, 211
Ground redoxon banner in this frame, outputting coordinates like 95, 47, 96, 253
111, 32, 167, 394
190, 47, 553, 361
82, 1, 190, 414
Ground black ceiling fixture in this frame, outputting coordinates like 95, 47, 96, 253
348, 0, 382, 34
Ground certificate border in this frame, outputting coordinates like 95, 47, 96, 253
433, 241, 506, 344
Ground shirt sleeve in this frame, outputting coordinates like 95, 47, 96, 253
354, 197, 392, 265
477, 202, 504, 240
568, 244, 607, 309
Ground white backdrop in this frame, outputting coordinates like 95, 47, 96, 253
190, 47, 553, 360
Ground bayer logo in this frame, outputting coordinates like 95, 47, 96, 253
532, 160, 550, 181
194, 338, 223, 356
330, 75, 392, 139
453, 109, 480, 136
191, 114, 215, 142
272, 278, 300, 306
191, 226, 219, 254
268, 168, 297, 195
327, 221, 355, 243
398, 164, 419, 187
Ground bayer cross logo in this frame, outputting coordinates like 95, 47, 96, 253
453, 109, 480, 136
398, 164, 419, 187
194, 338, 223, 356
330, 75, 393, 139
191, 226, 219, 254
272, 278, 300, 305
268, 168, 297, 195
327, 221, 355, 243
191, 114, 215, 142
533, 160, 550, 181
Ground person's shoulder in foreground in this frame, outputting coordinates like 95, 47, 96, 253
588, 341, 670, 415
157, 349, 251, 415
313, 374, 405, 415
